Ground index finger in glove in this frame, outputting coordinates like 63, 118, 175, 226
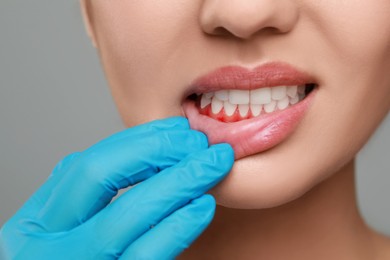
78, 143, 234, 257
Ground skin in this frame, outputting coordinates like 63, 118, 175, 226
80, 0, 390, 259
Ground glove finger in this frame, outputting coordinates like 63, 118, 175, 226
119, 194, 216, 260
81, 143, 234, 256
22, 117, 208, 233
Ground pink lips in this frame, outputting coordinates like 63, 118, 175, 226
183, 62, 317, 160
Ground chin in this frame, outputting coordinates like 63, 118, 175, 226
208, 160, 325, 209
206, 130, 355, 210
207, 158, 311, 209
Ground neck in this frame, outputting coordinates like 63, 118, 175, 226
180, 159, 376, 259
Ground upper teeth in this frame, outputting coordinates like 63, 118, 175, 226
200, 85, 306, 116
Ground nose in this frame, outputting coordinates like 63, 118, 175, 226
199, 0, 299, 40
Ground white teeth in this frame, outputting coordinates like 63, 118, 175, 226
264, 100, 277, 113
224, 101, 237, 116
238, 104, 249, 117
298, 85, 307, 101
271, 86, 287, 101
250, 88, 271, 104
211, 98, 223, 114
250, 104, 262, 117
204, 92, 214, 99
200, 95, 212, 109
286, 85, 297, 98
298, 85, 305, 94
229, 90, 250, 104
290, 95, 299, 105
277, 96, 290, 110
215, 90, 229, 101
199, 85, 310, 118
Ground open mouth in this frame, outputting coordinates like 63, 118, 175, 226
187, 84, 316, 123
182, 62, 318, 160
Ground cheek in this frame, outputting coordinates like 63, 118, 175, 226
299, 1, 390, 88
303, 0, 390, 148
303, 1, 390, 57
92, 2, 199, 126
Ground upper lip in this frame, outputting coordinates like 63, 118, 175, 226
187, 61, 317, 96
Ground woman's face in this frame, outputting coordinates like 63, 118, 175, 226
82, 0, 390, 208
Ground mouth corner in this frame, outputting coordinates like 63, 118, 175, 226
186, 93, 199, 101
304, 83, 317, 95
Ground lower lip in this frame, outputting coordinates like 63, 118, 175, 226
183, 90, 316, 159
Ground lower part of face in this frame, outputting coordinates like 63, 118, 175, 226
88, 0, 390, 208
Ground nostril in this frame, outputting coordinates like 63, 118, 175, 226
200, 0, 299, 41
210, 25, 281, 41
210, 26, 236, 38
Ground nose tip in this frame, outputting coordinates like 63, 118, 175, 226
200, 0, 299, 40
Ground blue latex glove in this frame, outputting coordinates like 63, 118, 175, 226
0, 117, 234, 259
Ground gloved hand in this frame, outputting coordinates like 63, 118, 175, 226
0, 117, 234, 259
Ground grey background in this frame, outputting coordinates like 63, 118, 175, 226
0, 1, 389, 236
